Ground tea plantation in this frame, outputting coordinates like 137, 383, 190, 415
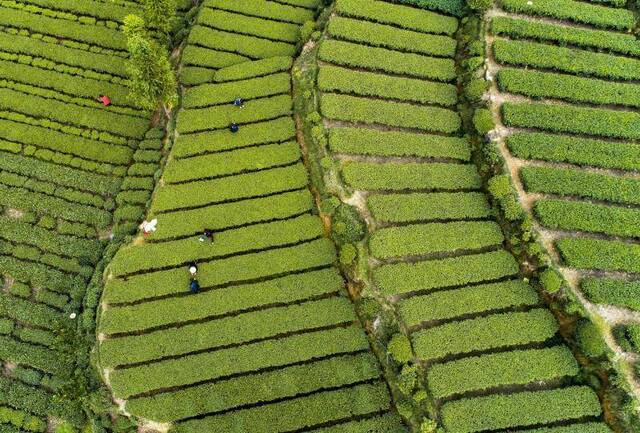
1, 0, 639, 432
486, 0, 640, 377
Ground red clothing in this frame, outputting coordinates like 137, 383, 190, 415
99, 95, 111, 106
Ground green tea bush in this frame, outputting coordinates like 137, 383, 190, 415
492, 16, 640, 57
575, 320, 607, 358
413, 309, 558, 361
500, 0, 635, 30
368, 192, 491, 223
428, 346, 578, 399
328, 127, 468, 159
321, 93, 461, 133
399, 280, 537, 327
521, 166, 640, 205
319, 40, 456, 81
319, 65, 458, 107
387, 333, 413, 363
503, 102, 640, 140
507, 132, 640, 171
494, 39, 640, 81
108, 326, 369, 397
498, 68, 640, 107
342, 161, 480, 191
440, 386, 602, 432
535, 199, 640, 238
582, 278, 640, 312
539, 268, 563, 294
375, 250, 519, 296
335, 0, 458, 35
556, 238, 640, 273
327, 17, 457, 57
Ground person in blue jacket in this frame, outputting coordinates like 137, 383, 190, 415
189, 278, 200, 294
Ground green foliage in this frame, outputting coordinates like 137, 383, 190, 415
342, 161, 480, 191
328, 17, 456, 57
507, 132, 640, 172
494, 39, 640, 82
413, 309, 558, 361
126, 354, 381, 422
492, 16, 640, 58
368, 192, 491, 223
321, 93, 461, 133
331, 204, 366, 245
335, 0, 458, 35
428, 347, 579, 399
582, 278, 640, 312
178, 94, 292, 134
472, 108, 494, 135
123, 14, 177, 111
184, 72, 290, 109
576, 321, 607, 358
319, 65, 458, 107
500, 0, 635, 30
539, 268, 563, 294
399, 280, 538, 327
100, 295, 353, 367
535, 199, 640, 238
387, 334, 413, 364
521, 166, 640, 206
370, 221, 504, 259
397, 364, 418, 395
172, 383, 392, 433
108, 326, 369, 398
153, 164, 308, 212
328, 127, 468, 160
395, 0, 465, 16
468, 0, 492, 11
339, 244, 357, 266
557, 238, 640, 274
441, 387, 602, 432
54, 423, 77, 433
464, 79, 488, 101
375, 250, 519, 296
498, 68, 640, 108
319, 39, 456, 82
503, 101, 640, 140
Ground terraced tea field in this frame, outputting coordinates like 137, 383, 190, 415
485, 0, 640, 383
315, 0, 616, 431
2, 0, 640, 432
0, 0, 174, 430
97, 1, 406, 432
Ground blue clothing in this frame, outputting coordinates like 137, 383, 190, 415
189, 279, 200, 293
230, 123, 239, 133
233, 98, 243, 107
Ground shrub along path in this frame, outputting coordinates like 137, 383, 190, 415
98, 1, 406, 432
316, 0, 610, 432
485, 0, 640, 390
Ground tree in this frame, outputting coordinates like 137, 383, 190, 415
123, 14, 177, 115
142, 0, 176, 34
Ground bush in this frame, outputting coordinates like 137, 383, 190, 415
387, 333, 413, 363
576, 321, 607, 358
339, 243, 357, 266
331, 204, 366, 245
539, 268, 563, 294
468, 0, 492, 11
473, 108, 494, 135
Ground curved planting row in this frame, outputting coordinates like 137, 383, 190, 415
315, 0, 610, 432
97, 1, 406, 432
485, 0, 640, 380
0, 0, 172, 431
